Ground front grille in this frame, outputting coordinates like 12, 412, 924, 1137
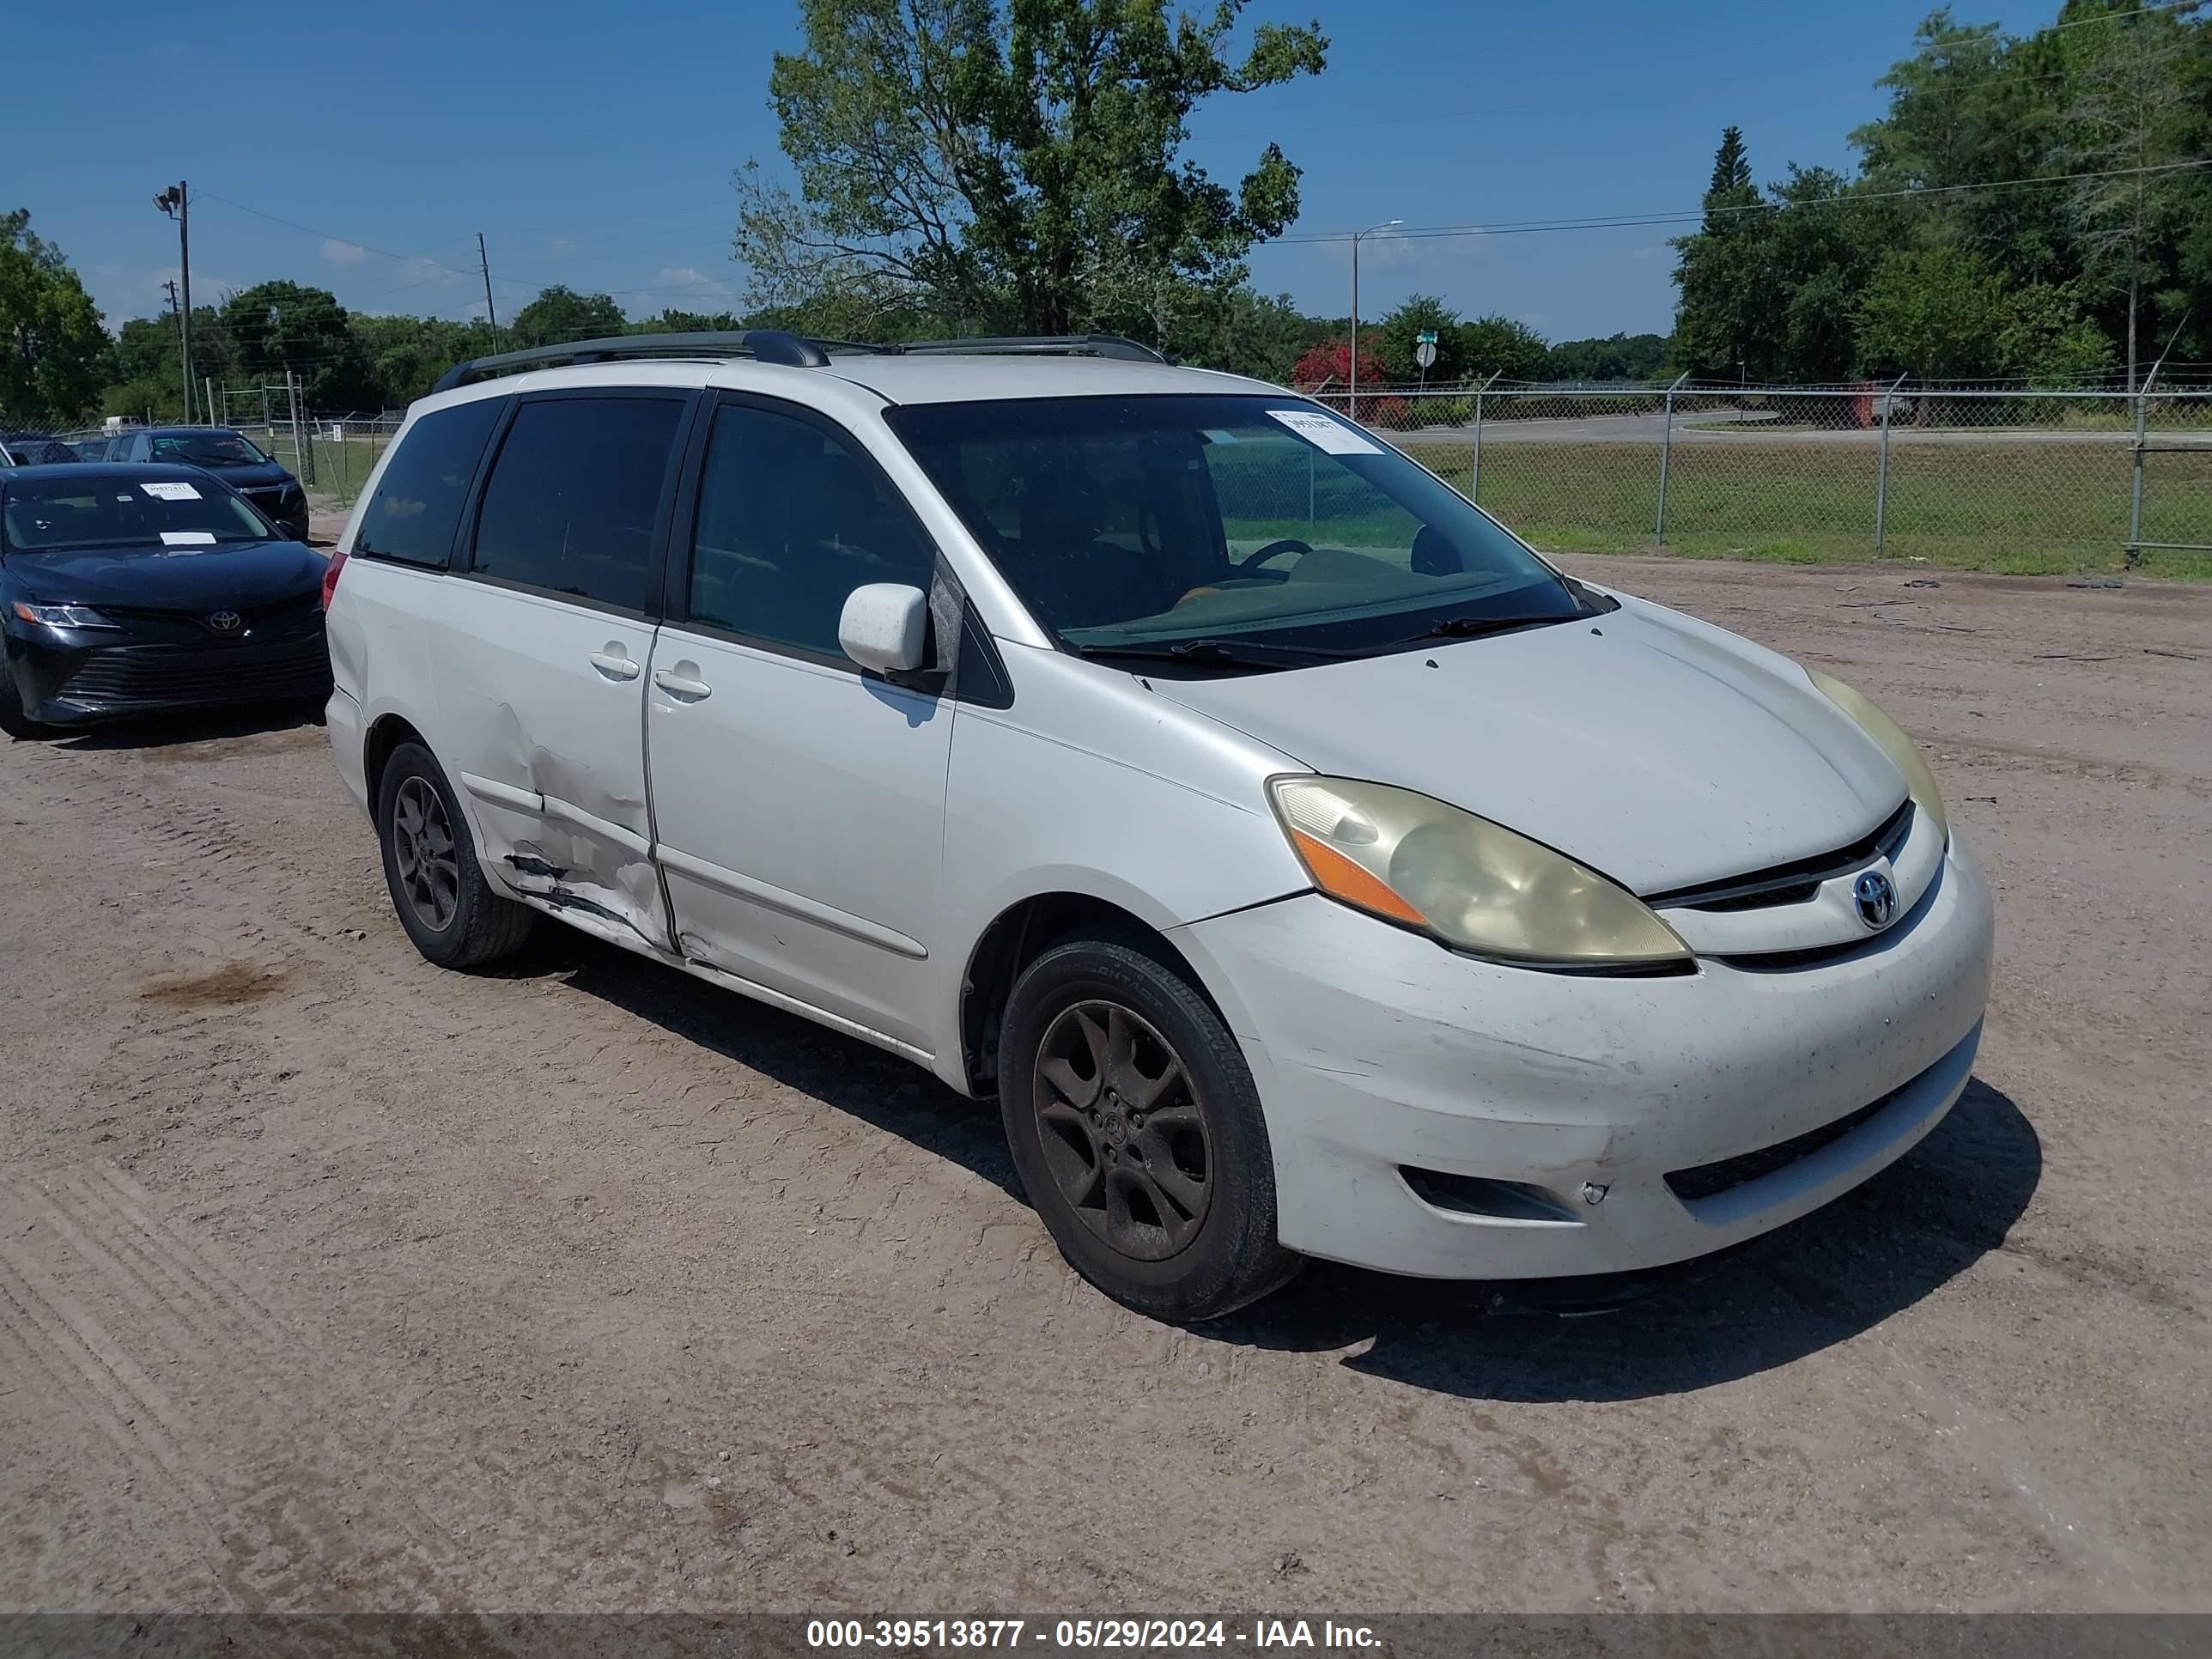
1648, 800, 1914, 914
60, 638, 331, 707
1663, 1088, 1901, 1204
101, 592, 322, 642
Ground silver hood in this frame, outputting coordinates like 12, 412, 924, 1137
1149, 594, 1908, 895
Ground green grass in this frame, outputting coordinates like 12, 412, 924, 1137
1398, 439, 2212, 582
240, 425, 396, 508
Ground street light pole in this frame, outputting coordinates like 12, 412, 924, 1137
1346, 219, 1401, 418
154, 182, 192, 422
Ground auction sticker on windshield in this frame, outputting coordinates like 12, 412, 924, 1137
141, 481, 203, 501
1266, 408, 1383, 455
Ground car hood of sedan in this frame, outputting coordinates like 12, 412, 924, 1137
9, 540, 325, 612
181, 458, 294, 489
1150, 594, 1908, 896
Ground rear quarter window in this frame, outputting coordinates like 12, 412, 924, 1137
354, 397, 505, 568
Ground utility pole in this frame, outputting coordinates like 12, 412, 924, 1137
154, 183, 192, 422
477, 233, 499, 350
1346, 219, 1401, 419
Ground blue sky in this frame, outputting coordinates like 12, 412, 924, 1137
4, 1, 2072, 343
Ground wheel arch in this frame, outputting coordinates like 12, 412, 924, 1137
957, 890, 1224, 1099
363, 712, 434, 814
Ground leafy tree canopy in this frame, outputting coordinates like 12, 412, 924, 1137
509, 284, 627, 349
733, 0, 1328, 343
0, 209, 109, 425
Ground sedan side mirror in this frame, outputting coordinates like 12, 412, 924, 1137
839, 582, 932, 677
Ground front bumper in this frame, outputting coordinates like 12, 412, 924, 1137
7, 627, 332, 725
1173, 835, 1996, 1279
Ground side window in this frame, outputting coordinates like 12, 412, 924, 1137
471, 396, 684, 613
685, 404, 934, 657
355, 398, 503, 568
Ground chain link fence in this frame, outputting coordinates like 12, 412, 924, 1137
1310, 380, 2212, 576
5, 404, 404, 522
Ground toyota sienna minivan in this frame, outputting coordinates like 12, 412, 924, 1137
323, 331, 1994, 1322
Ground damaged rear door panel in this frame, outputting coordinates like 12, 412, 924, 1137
428, 388, 697, 948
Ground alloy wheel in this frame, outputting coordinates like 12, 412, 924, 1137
1033, 1000, 1212, 1261
392, 776, 460, 933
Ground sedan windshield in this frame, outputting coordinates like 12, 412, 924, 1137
884, 394, 1589, 661
149, 431, 268, 466
2, 477, 274, 554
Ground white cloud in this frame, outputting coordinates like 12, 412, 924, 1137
659, 265, 734, 301
397, 256, 463, 289
322, 239, 368, 267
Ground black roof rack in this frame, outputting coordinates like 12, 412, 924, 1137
893, 335, 1165, 363
428, 328, 1168, 395
431, 329, 830, 392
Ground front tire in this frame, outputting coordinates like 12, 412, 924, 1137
1000, 932, 1302, 1322
375, 741, 534, 969
0, 668, 52, 740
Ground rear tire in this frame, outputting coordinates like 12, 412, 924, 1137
375, 740, 534, 969
1000, 930, 1302, 1322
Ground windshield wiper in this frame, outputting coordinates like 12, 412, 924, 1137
1393, 613, 1575, 646
1072, 637, 1356, 671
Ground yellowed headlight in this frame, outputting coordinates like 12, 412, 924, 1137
1806, 669, 1948, 844
1267, 776, 1690, 969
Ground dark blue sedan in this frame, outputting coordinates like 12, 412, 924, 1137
1, 464, 331, 738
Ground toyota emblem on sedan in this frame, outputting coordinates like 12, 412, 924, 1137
207, 611, 242, 632
1853, 869, 1899, 930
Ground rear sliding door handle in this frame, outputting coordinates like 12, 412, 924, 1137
588, 648, 641, 682
653, 665, 713, 702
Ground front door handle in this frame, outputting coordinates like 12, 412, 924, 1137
653, 665, 713, 702
589, 647, 641, 682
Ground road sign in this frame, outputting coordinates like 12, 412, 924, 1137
1417, 330, 1438, 344
1414, 341, 1437, 369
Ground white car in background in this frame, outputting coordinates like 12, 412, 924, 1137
321, 331, 1994, 1322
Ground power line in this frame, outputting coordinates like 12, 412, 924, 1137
1277, 156, 2212, 246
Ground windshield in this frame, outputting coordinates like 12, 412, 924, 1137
2, 477, 275, 554
149, 431, 268, 466
884, 394, 1587, 661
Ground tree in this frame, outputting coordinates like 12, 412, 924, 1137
1290, 331, 1382, 390
1378, 294, 1460, 380
733, 0, 1328, 340
1994, 280, 2115, 383
509, 285, 627, 349
1455, 314, 1547, 382
1853, 246, 2010, 378
1669, 127, 1781, 379
2060, 0, 2204, 386
0, 210, 108, 425
221, 281, 372, 410
1540, 332, 1668, 381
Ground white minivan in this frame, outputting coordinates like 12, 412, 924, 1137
325, 331, 1994, 1322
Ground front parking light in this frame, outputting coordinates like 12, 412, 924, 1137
1267, 775, 1691, 970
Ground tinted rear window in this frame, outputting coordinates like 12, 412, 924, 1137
469, 396, 685, 613
355, 398, 505, 568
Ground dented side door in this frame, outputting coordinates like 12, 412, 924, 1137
424, 388, 697, 949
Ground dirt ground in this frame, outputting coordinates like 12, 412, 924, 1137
1, 555, 2207, 1615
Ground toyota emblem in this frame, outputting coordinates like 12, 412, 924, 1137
207, 611, 242, 633
1852, 869, 1899, 930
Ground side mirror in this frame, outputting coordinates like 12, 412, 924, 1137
838, 582, 932, 677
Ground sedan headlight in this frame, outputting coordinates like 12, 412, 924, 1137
1267, 775, 1690, 969
1806, 668, 1948, 844
11, 601, 119, 631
